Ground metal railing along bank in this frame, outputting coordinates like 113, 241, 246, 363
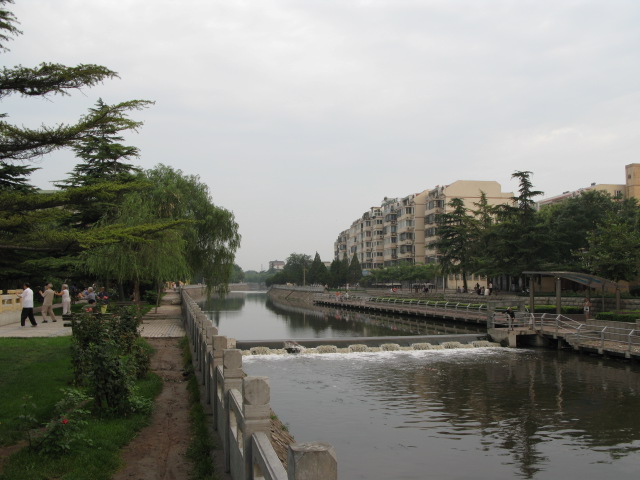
181, 289, 337, 480
490, 312, 640, 356
318, 293, 488, 313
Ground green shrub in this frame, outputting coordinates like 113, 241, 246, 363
70, 308, 150, 415
530, 305, 583, 314
595, 312, 640, 323
37, 388, 91, 456
143, 289, 160, 305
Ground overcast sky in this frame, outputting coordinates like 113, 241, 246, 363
4, 0, 640, 271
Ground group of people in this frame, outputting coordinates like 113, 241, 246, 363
16, 282, 70, 327
472, 282, 493, 296
16, 283, 109, 327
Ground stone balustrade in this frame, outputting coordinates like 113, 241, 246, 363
181, 289, 337, 480
0, 290, 22, 327
0, 290, 22, 313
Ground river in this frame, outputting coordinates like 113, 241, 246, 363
200, 291, 640, 480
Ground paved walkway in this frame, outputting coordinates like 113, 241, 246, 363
138, 291, 185, 338
0, 291, 186, 338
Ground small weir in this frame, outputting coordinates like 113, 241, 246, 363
239, 339, 500, 356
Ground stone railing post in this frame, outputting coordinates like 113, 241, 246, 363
204, 324, 218, 404
222, 348, 244, 473
197, 312, 208, 384
212, 335, 230, 427
287, 443, 337, 480
242, 376, 271, 480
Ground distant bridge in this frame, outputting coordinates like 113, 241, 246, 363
489, 313, 640, 360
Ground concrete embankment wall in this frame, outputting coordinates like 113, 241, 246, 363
266, 285, 322, 307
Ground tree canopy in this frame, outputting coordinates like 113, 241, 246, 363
0, 2, 241, 295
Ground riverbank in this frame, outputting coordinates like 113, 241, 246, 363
266, 285, 320, 307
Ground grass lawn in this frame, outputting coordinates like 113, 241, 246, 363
0, 337, 162, 480
0, 337, 74, 446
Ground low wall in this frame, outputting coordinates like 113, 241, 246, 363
181, 288, 337, 480
266, 285, 324, 308
1, 291, 22, 326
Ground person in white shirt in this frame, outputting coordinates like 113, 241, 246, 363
17, 283, 38, 327
57, 284, 71, 315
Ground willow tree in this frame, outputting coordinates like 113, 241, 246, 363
82, 192, 190, 303
82, 165, 241, 300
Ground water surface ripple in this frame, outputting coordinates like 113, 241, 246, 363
244, 349, 640, 480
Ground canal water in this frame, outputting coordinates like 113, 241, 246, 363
201, 292, 640, 480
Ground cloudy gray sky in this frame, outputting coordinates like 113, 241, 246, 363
4, 0, 640, 271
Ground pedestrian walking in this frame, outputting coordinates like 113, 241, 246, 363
40, 283, 57, 322
17, 283, 37, 327
506, 307, 516, 330
583, 298, 592, 319
57, 284, 71, 315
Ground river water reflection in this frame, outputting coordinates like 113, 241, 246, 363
203, 292, 640, 479
200, 291, 484, 340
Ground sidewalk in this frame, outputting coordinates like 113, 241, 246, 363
138, 291, 186, 338
0, 291, 186, 339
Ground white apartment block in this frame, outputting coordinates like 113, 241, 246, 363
334, 180, 513, 269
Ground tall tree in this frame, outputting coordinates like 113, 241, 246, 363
486, 171, 544, 286
82, 165, 241, 298
308, 252, 328, 285
282, 253, 312, 285
537, 190, 617, 270
329, 257, 348, 288
56, 99, 152, 229
430, 197, 476, 292
0, 0, 159, 287
348, 253, 362, 285
82, 191, 190, 302
470, 191, 496, 275
0, 0, 142, 185
580, 198, 640, 282
60, 98, 152, 188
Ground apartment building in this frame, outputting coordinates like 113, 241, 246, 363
335, 205, 385, 270
537, 163, 640, 208
423, 180, 513, 263
334, 180, 512, 269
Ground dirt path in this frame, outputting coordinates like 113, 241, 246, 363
113, 338, 192, 480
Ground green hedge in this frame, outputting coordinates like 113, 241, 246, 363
595, 311, 640, 323
530, 305, 584, 314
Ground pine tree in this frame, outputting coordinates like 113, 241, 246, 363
430, 198, 477, 292
0, 161, 37, 191
59, 99, 152, 188
348, 253, 362, 285
308, 252, 328, 285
